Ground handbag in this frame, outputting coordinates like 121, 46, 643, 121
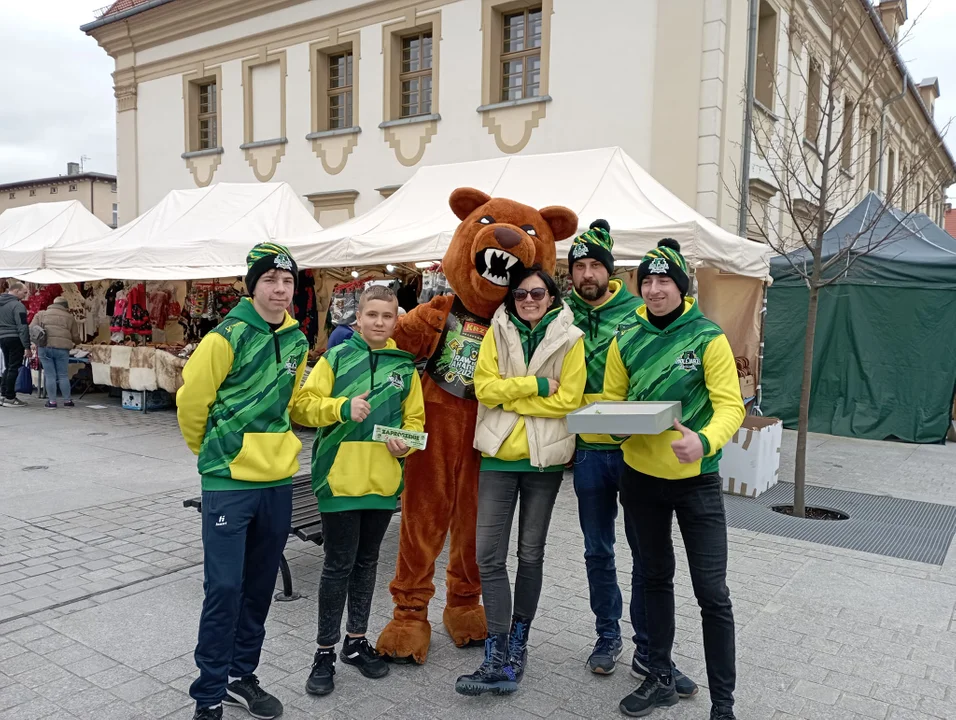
30, 323, 47, 347
15, 359, 33, 395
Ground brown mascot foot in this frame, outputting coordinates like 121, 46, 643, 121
443, 604, 488, 648
376, 614, 433, 665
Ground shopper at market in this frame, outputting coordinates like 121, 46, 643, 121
177, 243, 310, 720
291, 285, 424, 698
31, 296, 81, 409
0, 282, 31, 408
456, 266, 585, 697
566, 222, 699, 695
603, 239, 744, 720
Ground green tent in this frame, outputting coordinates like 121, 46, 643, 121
762, 192, 956, 443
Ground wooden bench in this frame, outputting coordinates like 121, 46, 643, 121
183, 473, 321, 602
183, 474, 401, 602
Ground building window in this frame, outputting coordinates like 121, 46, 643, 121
805, 59, 821, 145
184, 69, 223, 154
112, 203, 118, 228
328, 52, 354, 129
755, 1, 777, 110
499, 7, 542, 102
841, 98, 853, 172
7, 193, 14, 200
29, 189, 36, 197
111, 182, 117, 193
868, 129, 878, 191
198, 82, 218, 150
69, 184, 77, 192
50, 186, 58, 194
399, 32, 433, 118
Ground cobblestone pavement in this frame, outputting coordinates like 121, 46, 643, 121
0, 397, 954, 720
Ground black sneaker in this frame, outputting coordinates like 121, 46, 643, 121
4, 398, 26, 408
630, 653, 651, 679
193, 705, 223, 720
630, 653, 698, 698
710, 707, 736, 720
223, 674, 283, 719
455, 633, 518, 696
588, 636, 624, 675
306, 648, 336, 696
674, 667, 699, 698
341, 636, 389, 679
619, 674, 679, 717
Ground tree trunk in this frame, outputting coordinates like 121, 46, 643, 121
793, 282, 820, 518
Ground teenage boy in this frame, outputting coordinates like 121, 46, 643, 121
566, 222, 697, 696
292, 285, 425, 697
604, 239, 744, 720
178, 243, 309, 720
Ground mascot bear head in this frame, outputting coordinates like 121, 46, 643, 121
442, 188, 578, 319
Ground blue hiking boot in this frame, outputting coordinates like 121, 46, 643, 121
455, 633, 518, 696
508, 617, 530, 682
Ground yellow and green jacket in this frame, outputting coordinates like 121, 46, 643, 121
290, 333, 424, 512
566, 279, 642, 450
177, 298, 309, 492
603, 298, 744, 479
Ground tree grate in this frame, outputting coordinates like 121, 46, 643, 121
724, 482, 956, 566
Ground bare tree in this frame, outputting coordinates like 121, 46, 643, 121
740, 0, 952, 516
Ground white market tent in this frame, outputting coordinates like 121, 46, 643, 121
0, 201, 110, 278
287, 146, 770, 370
291, 147, 771, 280
23, 182, 321, 283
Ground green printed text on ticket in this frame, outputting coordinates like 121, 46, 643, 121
372, 425, 428, 450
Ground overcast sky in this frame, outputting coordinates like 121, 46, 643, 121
0, 0, 953, 197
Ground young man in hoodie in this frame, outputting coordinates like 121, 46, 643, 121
566, 223, 697, 698
292, 285, 424, 698
0, 282, 31, 408
177, 243, 310, 720
604, 239, 744, 720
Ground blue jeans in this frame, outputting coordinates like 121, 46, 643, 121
38, 347, 71, 401
573, 449, 648, 660
190, 486, 292, 708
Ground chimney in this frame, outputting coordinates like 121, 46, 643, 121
918, 77, 940, 117
878, 0, 908, 42
67, 162, 80, 176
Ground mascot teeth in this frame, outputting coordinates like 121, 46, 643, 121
481, 248, 519, 286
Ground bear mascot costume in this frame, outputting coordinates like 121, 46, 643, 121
376, 187, 578, 663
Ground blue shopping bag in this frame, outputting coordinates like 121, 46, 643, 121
15, 360, 33, 395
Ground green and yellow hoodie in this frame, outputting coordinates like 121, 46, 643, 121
290, 333, 425, 512
603, 298, 744, 480
177, 298, 310, 491
566, 279, 642, 450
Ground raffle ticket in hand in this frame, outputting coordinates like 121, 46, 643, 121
373, 425, 428, 450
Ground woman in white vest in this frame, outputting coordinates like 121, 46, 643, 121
456, 265, 585, 697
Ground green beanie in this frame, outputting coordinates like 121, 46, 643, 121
245, 242, 298, 294
568, 219, 615, 273
637, 238, 689, 297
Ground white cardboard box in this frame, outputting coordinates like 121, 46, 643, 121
720, 416, 783, 497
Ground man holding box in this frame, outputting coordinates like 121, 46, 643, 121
565, 221, 698, 697
603, 239, 744, 720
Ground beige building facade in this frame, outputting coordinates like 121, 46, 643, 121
83, 0, 953, 238
0, 166, 118, 228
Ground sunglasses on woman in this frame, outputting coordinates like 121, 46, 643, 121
512, 288, 549, 301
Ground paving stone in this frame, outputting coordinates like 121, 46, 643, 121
793, 679, 841, 704
839, 692, 891, 719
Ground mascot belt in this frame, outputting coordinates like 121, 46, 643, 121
425, 297, 491, 401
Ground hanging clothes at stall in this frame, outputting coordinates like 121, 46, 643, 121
294, 269, 319, 349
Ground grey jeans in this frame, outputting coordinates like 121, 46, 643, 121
476, 470, 563, 634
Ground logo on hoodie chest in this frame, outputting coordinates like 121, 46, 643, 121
675, 350, 701, 372
285, 357, 299, 376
